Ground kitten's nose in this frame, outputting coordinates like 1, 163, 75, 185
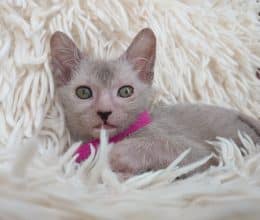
97, 111, 112, 121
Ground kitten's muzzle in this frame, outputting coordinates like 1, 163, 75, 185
94, 124, 116, 129
97, 111, 112, 122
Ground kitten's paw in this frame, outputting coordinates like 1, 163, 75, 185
109, 143, 142, 175
116, 172, 133, 181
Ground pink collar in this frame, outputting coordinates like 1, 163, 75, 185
75, 111, 152, 163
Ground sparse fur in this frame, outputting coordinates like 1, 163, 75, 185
50, 29, 260, 178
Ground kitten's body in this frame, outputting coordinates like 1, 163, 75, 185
110, 103, 260, 175
50, 28, 260, 178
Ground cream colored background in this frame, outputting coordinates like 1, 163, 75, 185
0, 0, 260, 219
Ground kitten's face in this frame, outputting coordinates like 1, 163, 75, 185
50, 29, 156, 140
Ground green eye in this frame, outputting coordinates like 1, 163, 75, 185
117, 85, 134, 98
75, 86, 92, 99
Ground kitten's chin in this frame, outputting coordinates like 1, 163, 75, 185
92, 128, 117, 138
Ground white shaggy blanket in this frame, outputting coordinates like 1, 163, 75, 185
1, 0, 260, 219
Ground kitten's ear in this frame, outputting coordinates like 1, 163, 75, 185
122, 28, 156, 84
50, 31, 83, 86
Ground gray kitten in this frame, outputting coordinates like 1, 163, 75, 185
50, 28, 260, 178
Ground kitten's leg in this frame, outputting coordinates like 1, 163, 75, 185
237, 114, 260, 144
109, 137, 165, 176
217, 113, 260, 154
109, 136, 218, 179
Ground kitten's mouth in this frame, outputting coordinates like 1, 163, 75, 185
92, 123, 117, 138
94, 123, 117, 130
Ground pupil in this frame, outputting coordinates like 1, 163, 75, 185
81, 89, 88, 97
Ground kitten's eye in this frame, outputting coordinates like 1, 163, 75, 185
75, 86, 92, 99
117, 85, 134, 98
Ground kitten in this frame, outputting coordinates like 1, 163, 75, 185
50, 28, 260, 178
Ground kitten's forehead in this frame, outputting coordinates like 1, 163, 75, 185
77, 58, 136, 87
92, 60, 114, 85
